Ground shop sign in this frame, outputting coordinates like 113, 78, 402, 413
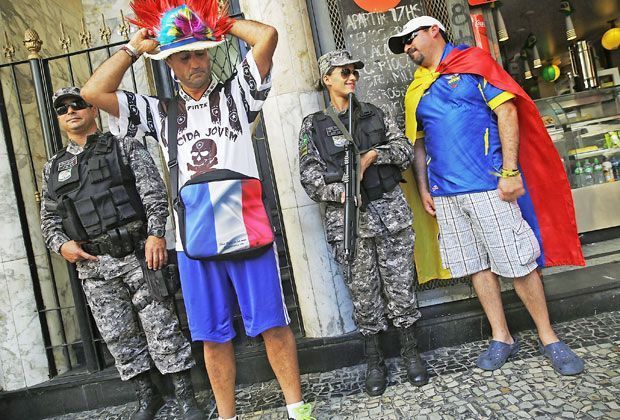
468, 0, 496, 5
470, 12, 491, 52
353, 0, 401, 13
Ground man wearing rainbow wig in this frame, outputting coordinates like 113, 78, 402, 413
82, 1, 312, 419
388, 16, 585, 377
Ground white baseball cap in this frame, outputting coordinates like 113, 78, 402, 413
388, 16, 446, 54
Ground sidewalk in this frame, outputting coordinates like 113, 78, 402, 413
46, 311, 620, 420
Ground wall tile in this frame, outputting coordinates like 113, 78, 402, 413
0, 262, 27, 390
4, 258, 49, 387
0, 149, 26, 264
282, 206, 355, 337
14, 152, 50, 260
0, 264, 8, 390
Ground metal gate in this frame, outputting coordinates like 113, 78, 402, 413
0, 9, 303, 380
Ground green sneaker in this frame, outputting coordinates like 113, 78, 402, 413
290, 402, 315, 420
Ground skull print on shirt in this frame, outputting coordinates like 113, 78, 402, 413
187, 138, 218, 175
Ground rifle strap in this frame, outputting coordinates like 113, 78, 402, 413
326, 105, 365, 210
167, 97, 180, 205
325, 107, 358, 153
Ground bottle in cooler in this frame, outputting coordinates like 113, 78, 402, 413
572, 161, 584, 188
582, 159, 594, 186
593, 158, 605, 184
602, 158, 615, 182
611, 155, 620, 179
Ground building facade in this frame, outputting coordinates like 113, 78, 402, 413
0, 0, 618, 394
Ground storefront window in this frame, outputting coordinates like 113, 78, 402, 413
491, 0, 620, 234
535, 86, 620, 233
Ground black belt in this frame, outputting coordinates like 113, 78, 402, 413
82, 225, 146, 258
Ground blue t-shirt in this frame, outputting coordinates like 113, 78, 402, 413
416, 44, 515, 197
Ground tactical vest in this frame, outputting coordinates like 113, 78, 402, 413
47, 133, 147, 243
311, 102, 402, 202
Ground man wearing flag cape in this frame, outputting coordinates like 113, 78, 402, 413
82, 1, 312, 419
388, 16, 585, 376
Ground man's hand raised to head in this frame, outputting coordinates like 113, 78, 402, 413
81, 29, 159, 118
128, 28, 160, 55
60, 240, 98, 264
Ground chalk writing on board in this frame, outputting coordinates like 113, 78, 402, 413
339, 0, 424, 130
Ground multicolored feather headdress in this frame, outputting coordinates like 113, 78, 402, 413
128, 0, 235, 60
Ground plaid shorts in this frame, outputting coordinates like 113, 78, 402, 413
434, 190, 541, 278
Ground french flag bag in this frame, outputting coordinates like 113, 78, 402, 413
166, 98, 273, 260
175, 169, 274, 260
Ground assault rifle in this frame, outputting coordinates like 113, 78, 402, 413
326, 94, 360, 279
342, 92, 360, 267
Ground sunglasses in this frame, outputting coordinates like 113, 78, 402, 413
55, 99, 91, 116
339, 68, 359, 79
404, 27, 430, 46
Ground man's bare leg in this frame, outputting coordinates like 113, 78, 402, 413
261, 326, 303, 404
471, 269, 513, 344
513, 269, 559, 346
203, 341, 237, 418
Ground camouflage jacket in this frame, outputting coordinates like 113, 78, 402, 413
298, 104, 415, 242
40, 133, 169, 256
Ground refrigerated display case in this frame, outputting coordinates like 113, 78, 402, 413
535, 86, 620, 233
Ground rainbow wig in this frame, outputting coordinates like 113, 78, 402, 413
128, 0, 235, 60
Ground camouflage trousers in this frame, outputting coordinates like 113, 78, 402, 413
332, 227, 421, 336
80, 254, 195, 380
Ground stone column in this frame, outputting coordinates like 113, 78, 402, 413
239, 0, 356, 337
0, 88, 49, 391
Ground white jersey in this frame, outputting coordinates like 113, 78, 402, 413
109, 50, 272, 186
108, 50, 272, 251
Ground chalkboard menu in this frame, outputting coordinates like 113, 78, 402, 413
339, 0, 425, 129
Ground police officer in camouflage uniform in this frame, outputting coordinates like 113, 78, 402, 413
40, 87, 204, 420
298, 51, 429, 396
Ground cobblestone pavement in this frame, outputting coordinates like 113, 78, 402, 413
46, 311, 620, 420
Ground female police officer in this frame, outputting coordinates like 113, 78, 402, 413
298, 50, 428, 395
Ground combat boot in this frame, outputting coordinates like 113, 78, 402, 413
364, 333, 387, 396
171, 369, 205, 420
400, 325, 429, 387
130, 371, 165, 420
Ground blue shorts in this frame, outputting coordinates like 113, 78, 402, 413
177, 246, 290, 343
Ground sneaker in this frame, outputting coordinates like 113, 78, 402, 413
540, 341, 584, 376
289, 402, 315, 420
476, 336, 520, 371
